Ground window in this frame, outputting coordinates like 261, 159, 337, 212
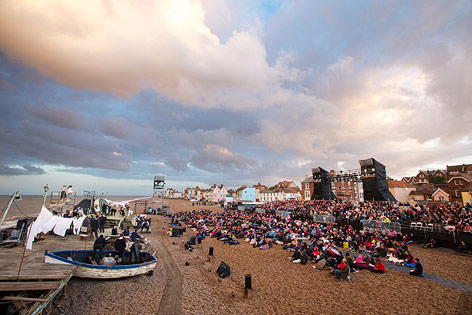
305, 191, 310, 199
455, 179, 459, 185
305, 183, 309, 189
459, 180, 463, 185
456, 190, 461, 198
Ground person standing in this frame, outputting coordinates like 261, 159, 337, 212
90, 216, 99, 239
59, 185, 67, 203
66, 185, 74, 201
114, 234, 127, 264
93, 235, 106, 263
98, 215, 106, 233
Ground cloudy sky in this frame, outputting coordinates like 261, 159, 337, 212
0, 0, 471, 195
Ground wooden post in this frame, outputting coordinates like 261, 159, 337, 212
244, 274, 252, 299
208, 246, 213, 262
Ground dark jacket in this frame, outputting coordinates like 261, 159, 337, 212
114, 238, 127, 252
91, 218, 99, 230
94, 236, 106, 248
98, 216, 106, 227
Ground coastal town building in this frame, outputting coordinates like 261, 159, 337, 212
330, 170, 364, 202
446, 164, 472, 178
408, 187, 434, 202
387, 180, 416, 203
431, 187, 451, 202
259, 189, 284, 202
241, 187, 256, 202
164, 188, 183, 199
212, 184, 228, 202
253, 182, 268, 202
301, 175, 314, 201
448, 174, 472, 202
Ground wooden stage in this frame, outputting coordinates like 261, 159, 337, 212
0, 233, 93, 314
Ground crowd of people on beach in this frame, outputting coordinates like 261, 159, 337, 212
172, 204, 432, 280
254, 200, 472, 233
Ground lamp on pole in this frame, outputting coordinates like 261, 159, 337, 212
42, 185, 49, 207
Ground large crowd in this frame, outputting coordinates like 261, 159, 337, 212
172, 204, 433, 280
255, 200, 472, 233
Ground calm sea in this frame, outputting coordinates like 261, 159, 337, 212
0, 195, 149, 220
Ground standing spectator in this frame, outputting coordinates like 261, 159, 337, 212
114, 234, 127, 264
90, 216, 99, 239
98, 215, 106, 233
66, 185, 74, 201
59, 185, 67, 203
93, 235, 106, 263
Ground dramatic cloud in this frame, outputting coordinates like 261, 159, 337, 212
0, 1, 471, 194
0, 164, 45, 176
0, 0, 290, 110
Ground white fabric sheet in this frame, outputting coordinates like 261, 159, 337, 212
53, 217, 73, 237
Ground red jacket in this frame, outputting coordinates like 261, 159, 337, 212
374, 261, 385, 273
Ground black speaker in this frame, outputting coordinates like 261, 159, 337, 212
311, 167, 336, 200
217, 261, 230, 278
171, 227, 184, 237
359, 158, 396, 202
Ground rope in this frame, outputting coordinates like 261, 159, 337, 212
14, 203, 29, 217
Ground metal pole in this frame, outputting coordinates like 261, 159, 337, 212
0, 191, 20, 229
17, 185, 48, 280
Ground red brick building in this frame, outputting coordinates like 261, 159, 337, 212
301, 176, 314, 201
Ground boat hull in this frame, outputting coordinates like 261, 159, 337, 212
45, 250, 157, 279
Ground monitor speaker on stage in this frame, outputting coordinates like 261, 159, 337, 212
311, 167, 336, 200
359, 158, 396, 202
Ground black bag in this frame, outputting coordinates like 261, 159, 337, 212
216, 261, 230, 278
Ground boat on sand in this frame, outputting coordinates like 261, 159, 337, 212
45, 250, 157, 279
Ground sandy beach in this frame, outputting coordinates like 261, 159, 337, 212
52, 198, 472, 315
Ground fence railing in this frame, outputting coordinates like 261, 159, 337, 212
255, 208, 266, 214
276, 210, 290, 217
362, 219, 401, 232
312, 214, 336, 224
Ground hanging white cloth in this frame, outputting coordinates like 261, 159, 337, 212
25, 206, 49, 250
72, 216, 86, 235
40, 207, 59, 234
53, 217, 73, 237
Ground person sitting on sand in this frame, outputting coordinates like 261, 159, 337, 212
354, 254, 370, 270
409, 258, 423, 277
291, 248, 302, 263
369, 258, 385, 273
456, 240, 468, 253
334, 258, 349, 280
423, 238, 438, 249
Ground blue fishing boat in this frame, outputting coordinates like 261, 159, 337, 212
45, 250, 157, 279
